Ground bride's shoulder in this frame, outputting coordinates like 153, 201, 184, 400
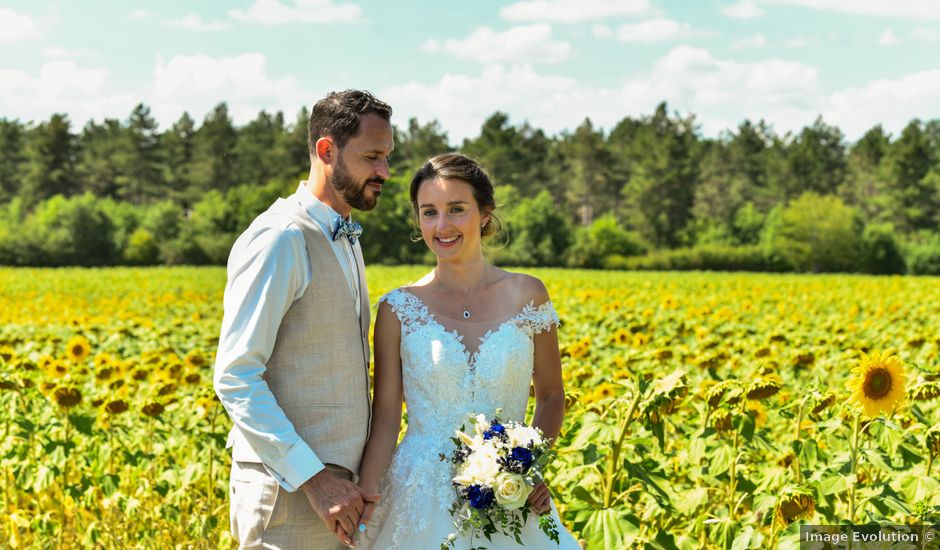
498, 270, 550, 308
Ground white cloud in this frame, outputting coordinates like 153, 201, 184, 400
129, 9, 153, 20
783, 35, 811, 48
731, 33, 768, 50
168, 13, 232, 32
720, 0, 766, 19
826, 69, 940, 137
500, 0, 652, 23
0, 61, 135, 124
0, 7, 41, 42
421, 24, 571, 64
42, 46, 98, 60
596, 18, 704, 43
767, 0, 940, 20
229, 0, 362, 25
151, 53, 309, 124
911, 27, 940, 42
381, 46, 823, 142
878, 28, 902, 45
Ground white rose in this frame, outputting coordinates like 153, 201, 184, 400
473, 414, 490, 437
507, 425, 542, 448
454, 445, 500, 486
493, 472, 534, 510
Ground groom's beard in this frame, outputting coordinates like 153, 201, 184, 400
332, 157, 383, 212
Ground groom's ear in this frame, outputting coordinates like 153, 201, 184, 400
315, 137, 335, 165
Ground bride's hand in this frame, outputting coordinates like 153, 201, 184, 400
527, 482, 552, 515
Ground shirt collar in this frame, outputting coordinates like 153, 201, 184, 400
294, 181, 352, 234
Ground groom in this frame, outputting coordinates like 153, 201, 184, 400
213, 89, 394, 549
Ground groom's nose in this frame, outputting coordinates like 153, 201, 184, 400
375, 158, 390, 180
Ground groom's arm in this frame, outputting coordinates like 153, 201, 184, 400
213, 222, 325, 491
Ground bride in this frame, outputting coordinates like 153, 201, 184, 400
357, 153, 581, 549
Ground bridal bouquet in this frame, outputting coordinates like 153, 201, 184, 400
439, 411, 560, 549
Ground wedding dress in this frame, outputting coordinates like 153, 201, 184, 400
362, 288, 581, 549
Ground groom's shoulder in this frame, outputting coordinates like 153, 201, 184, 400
230, 208, 305, 260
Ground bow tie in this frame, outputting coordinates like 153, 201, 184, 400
332, 219, 362, 245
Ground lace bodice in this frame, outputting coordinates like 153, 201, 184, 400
374, 287, 560, 544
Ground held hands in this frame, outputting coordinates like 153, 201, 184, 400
301, 469, 381, 547
527, 482, 552, 515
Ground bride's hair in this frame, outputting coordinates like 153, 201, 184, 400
409, 153, 503, 239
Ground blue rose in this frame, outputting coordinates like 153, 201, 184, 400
510, 446, 534, 469
483, 422, 506, 440
467, 485, 495, 509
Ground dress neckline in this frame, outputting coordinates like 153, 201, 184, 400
395, 288, 540, 362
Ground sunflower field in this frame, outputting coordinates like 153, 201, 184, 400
1, 266, 938, 549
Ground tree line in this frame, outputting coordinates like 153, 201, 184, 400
1, 102, 939, 274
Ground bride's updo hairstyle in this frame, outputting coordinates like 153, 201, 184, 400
409, 153, 503, 238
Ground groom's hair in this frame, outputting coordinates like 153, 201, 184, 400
308, 90, 392, 154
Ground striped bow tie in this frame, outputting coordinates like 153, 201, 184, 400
332, 219, 362, 245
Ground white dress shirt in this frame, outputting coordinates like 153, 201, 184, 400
214, 182, 362, 492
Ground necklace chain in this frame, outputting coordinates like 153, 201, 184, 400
437, 267, 488, 320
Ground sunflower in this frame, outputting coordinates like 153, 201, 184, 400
848, 351, 906, 418
775, 486, 815, 525
810, 391, 836, 417
711, 408, 734, 432
66, 336, 91, 363
104, 399, 129, 415
926, 426, 940, 458
184, 349, 207, 369
141, 402, 165, 418
52, 386, 82, 409
746, 377, 781, 401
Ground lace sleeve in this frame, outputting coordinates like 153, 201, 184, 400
516, 300, 560, 336
378, 288, 431, 337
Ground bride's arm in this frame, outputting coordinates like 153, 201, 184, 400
529, 281, 565, 444
528, 279, 566, 515
358, 301, 404, 495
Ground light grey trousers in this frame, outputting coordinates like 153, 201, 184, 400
229, 461, 353, 550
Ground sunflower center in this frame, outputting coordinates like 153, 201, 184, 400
864, 367, 892, 399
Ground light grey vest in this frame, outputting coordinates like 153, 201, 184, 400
231, 201, 372, 474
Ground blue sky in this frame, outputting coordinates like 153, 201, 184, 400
2, 0, 940, 143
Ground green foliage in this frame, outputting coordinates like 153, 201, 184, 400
11, 193, 116, 266
859, 223, 905, 274
618, 244, 780, 272
357, 176, 427, 265
763, 193, 862, 272
124, 228, 160, 265
1, 104, 939, 272
493, 190, 573, 267
904, 232, 940, 275
565, 215, 647, 268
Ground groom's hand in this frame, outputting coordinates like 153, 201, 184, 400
301, 470, 364, 546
